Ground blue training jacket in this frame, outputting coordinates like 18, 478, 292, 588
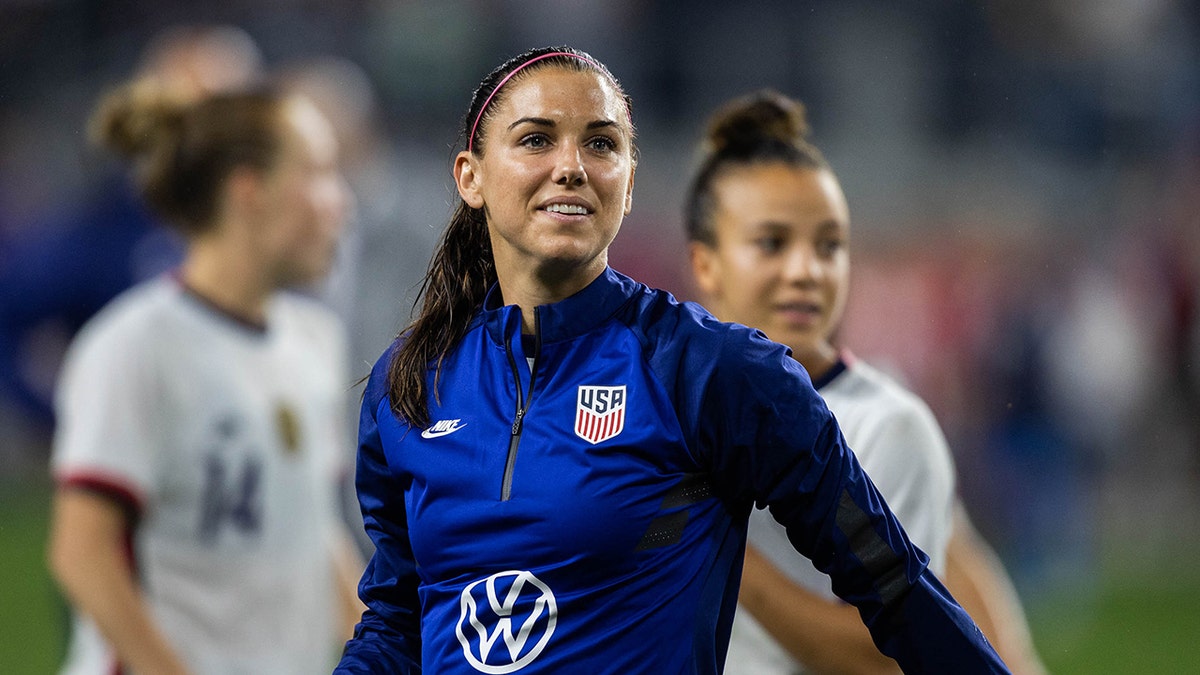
336, 267, 1008, 674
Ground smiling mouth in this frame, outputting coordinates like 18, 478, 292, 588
777, 302, 822, 320
542, 203, 592, 215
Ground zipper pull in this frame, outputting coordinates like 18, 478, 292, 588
511, 408, 525, 436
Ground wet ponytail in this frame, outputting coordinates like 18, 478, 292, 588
385, 203, 494, 429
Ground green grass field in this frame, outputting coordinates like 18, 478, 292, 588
3, 474, 1198, 674
1029, 551, 1200, 674
1, 474, 64, 674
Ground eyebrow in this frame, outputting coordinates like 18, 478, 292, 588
507, 117, 619, 131
816, 219, 848, 232
751, 219, 847, 233
753, 221, 793, 233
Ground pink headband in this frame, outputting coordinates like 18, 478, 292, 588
468, 51, 606, 154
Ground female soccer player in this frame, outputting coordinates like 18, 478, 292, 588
335, 46, 1009, 674
46, 80, 363, 675
685, 89, 1047, 674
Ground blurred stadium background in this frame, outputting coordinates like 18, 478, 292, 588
2, 1, 1198, 672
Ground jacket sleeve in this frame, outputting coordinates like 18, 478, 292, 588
702, 329, 1010, 674
334, 351, 422, 674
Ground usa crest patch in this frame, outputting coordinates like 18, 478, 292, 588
575, 385, 626, 445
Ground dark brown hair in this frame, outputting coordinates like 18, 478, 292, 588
386, 46, 632, 429
684, 89, 828, 245
90, 81, 289, 234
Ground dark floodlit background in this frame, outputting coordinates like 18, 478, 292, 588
2, 2, 1198, 673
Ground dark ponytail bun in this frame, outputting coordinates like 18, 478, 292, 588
706, 89, 811, 157
684, 89, 828, 245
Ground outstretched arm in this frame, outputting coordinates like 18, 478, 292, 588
703, 333, 1009, 672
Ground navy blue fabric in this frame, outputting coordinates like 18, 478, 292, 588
336, 267, 1008, 674
0, 178, 181, 427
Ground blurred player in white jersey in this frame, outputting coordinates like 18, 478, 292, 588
45, 75, 364, 675
685, 90, 1047, 674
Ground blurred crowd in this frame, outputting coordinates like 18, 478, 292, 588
3, 0, 1198, 606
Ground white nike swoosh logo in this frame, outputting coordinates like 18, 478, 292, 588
421, 422, 467, 439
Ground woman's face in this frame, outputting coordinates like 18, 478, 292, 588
258, 97, 349, 288
454, 66, 636, 285
690, 163, 850, 367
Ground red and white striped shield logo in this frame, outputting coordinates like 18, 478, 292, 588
575, 385, 626, 445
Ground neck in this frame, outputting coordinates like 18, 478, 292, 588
494, 256, 607, 334
180, 235, 273, 325
794, 342, 840, 380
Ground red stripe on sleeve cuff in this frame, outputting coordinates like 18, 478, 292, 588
56, 470, 146, 518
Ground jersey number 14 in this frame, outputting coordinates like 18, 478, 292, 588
198, 455, 262, 542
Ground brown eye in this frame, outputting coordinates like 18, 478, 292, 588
755, 237, 784, 254
816, 238, 844, 257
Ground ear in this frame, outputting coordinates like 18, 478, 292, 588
223, 166, 268, 219
688, 240, 721, 299
623, 163, 636, 215
453, 151, 485, 209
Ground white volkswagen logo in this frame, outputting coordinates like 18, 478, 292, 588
456, 570, 558, 673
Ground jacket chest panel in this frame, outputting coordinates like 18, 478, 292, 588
386, 337, 699, 581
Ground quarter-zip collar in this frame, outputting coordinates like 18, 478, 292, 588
477, 266, 639, 347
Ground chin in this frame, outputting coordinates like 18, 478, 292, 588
539, 242, 606, 268
279, 264, 331, 290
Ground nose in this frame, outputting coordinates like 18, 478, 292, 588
551, 144, 586, 187
782, 244, 819, 285
322, 174, 353, 234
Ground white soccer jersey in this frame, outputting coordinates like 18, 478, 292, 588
52, 275, 351, 675
724, 355, 957, 675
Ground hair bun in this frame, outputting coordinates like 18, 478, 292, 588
706, 89, 810, 155
89, 79, 189, 160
